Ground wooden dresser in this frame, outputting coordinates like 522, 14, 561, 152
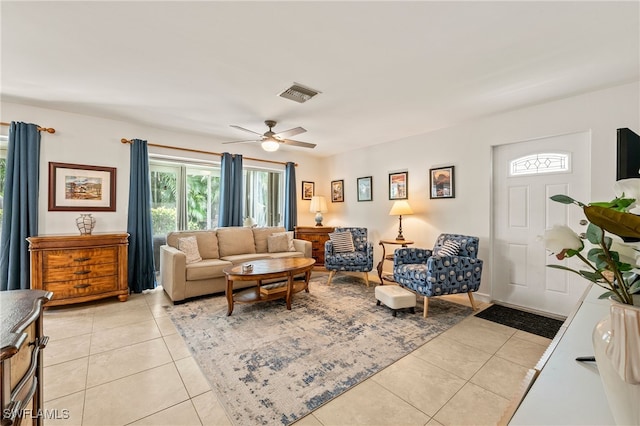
27, 233, 129, 306
294, 226, 335, 267
1, 289, 52, 426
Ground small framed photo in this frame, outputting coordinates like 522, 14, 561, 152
357, 176, 372, 202
48, 162, 117, 211
331, 179, 344, 203
388, 171, 408, 200
302, 181, 314, 200
430, 166, 455, 199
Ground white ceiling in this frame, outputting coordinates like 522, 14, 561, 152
2, 1, 639, 157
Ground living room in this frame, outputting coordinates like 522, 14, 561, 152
1, 1, 639, 425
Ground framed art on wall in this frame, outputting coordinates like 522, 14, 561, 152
430, 166, 455, 199
388, 171, 408, 200
302, 181, 314, 200
49, 162, 117, 211
331, 179, 344, 202
357, 176, 372, 202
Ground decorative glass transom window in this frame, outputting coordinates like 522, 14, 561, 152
510, 153, 570, 176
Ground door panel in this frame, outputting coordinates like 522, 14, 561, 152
492, 131, 591, 316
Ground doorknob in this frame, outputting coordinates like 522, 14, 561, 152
579, 219, 588, 226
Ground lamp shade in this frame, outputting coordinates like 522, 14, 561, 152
389, 200, 414, 216
309, 196, 328, 213
261, 139, 280, 152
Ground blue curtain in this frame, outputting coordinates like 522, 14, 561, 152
218, 152, 243, 227
127, 139, 156, 293
0, 122, 40, 291
284, 162, 297, 231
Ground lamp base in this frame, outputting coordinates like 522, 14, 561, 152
314, 212, 324, 227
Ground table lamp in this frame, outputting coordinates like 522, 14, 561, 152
309, 196, 328, 226
389, 200, 413, 240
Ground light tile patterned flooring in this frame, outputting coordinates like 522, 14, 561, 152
41, 274, 551, 425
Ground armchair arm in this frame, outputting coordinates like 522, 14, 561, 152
426, 255, 484, 292
160, 244, 187, 303
324, 240, 335, 256
394, 248, 432, 267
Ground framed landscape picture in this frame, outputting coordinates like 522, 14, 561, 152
357, 176, 372, 202
430, 166, 455, 199
49, 162, 117, 211
331, 179, 344, 202
388, 171, 408, 200
302, 181, 314, 200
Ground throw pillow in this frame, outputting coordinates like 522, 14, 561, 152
178, 236, 202, 264
329, 231, 355, 253
273, 231, 296, 252
436, 239, 461, 257
267, 234, 290, 253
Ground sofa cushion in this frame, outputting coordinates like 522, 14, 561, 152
186, 258, 232, 281
167, 231, 219, 259
252, 226, 287, 253
273, 231, 296, 251
267, 251, 304, 259
267, 234, 290, 253
178, 236, 202, 264
217, 227, 257, 257
435, 240, 461, 257
219, 253, 271, 265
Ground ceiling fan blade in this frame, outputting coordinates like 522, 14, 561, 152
222, 139, 260, 145
274, 126, 306, 139
282, 139, 316, 149
230, 125, 262, 136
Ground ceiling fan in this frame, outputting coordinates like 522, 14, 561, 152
224, 120, 316, 152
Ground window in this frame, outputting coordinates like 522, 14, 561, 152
510, 153, 570, 176
149, 158, 284, 235
0, 135, 7, 237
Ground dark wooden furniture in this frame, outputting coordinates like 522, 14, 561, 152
27, 233, 129, 306
223, 258, 315, 316
377, 239, 414, 284
294, 226, 335, 267
1, 289, 52, 426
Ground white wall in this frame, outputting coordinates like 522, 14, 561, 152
0, 102, 326, 235
3, 81, 638, 300
322, 81, 640, 298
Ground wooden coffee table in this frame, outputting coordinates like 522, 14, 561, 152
223, 257, 315, 316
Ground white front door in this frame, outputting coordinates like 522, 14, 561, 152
492, 131, 591, 316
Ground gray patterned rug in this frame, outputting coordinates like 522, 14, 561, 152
166, 274, 472, 425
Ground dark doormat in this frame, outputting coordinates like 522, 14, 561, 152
474, 304, 564, 339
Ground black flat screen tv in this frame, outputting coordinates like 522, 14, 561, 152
617, 127, 640, 180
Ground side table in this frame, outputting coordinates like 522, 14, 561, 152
377, 239, 414, 284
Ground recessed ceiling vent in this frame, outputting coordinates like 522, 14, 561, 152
278, 83, 321, 103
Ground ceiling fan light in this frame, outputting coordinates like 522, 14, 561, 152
261, 139, 280, 152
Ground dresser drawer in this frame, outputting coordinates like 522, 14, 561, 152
43, 262, 117, 283
43, 247, 117, 268
10, 322, 35, 390
45, 276, 118, 300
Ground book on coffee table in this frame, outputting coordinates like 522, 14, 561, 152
260, 282, 288, 295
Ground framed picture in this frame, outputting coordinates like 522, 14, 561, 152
302, 181, 314, 200
331, 179, 344, 202
430, 166, 455, 199
357, 176, 372, 202
48, 162, 117, 211
388, 171, 408, 200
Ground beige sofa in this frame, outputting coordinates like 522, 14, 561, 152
160, 226, 312, 303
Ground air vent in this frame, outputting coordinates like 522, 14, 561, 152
278, 83, 321, 103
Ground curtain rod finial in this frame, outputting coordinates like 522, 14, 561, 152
121, 138, 131, 144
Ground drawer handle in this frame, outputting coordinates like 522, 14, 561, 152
74, 270, 91, 275
73, 284, 91, 289
29, 336, 49, 350
74, 257, 91, 262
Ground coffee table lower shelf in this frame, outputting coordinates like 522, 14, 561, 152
233, 281, 308, 304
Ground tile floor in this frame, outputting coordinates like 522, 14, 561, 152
41, 274, 552, 425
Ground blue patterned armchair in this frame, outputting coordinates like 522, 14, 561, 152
393, 234, 483, 317
325, 227, 374, 287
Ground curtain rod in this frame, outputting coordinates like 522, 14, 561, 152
120, 138, 297, 167
1, 121, 56, 133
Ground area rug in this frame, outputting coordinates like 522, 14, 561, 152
166, 274, 472, 425
475, 304, 564, 339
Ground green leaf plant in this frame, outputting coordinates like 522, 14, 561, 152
545, 194, 640, 305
